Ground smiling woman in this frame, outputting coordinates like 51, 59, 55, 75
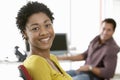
16, 1, 72, 80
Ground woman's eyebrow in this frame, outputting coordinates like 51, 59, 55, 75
44, 19, 51, 23
30, 23, 39, 27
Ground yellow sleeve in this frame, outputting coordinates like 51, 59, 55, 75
24, 56, 52, 80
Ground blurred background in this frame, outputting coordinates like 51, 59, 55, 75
0, 0, 120, 80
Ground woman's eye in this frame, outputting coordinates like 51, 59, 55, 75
45, 24, 52, 28
32, 27, 39, 31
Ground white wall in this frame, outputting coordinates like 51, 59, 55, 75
69, 0, 100, 53
0, 0, 27, 60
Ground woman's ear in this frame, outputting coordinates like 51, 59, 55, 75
22, 30, 28, 40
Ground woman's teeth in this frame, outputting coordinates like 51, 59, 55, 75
41, 37, 50, 42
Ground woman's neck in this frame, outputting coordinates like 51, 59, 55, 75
30, 49, 50, 59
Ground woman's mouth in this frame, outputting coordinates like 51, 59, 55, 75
40, 37, 50, 43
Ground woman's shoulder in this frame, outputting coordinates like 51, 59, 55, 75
27, 55, 45, 61
23, 55, 47, 66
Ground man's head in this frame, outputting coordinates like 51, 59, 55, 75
100, 18, 116, 43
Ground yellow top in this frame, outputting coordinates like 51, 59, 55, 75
23, 54, 72, 80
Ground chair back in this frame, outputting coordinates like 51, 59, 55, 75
18, 65, 32, 80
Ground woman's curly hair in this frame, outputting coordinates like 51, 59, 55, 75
16, 1, 54, 34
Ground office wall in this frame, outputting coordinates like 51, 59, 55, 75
70, 0, 100, 52
0, 0, 27, 60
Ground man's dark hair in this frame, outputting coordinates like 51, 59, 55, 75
16, 1, 54, 34
102, 18, 116, 31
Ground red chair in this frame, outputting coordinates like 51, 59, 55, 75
18, 65, 32, 80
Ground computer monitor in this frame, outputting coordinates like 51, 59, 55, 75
50, 33, 68, 55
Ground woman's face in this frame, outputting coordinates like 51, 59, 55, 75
24, 12, 55, 51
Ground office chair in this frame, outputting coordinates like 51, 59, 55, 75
18, 65, 32, 80
15, 46, 27, 62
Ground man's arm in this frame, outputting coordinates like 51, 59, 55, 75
57, 53, 85, 61
75, 65, 101, 78
77, 47, 119, 78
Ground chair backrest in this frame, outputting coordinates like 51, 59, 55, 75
18, 65, 32, 80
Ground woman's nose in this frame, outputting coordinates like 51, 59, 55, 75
39, 27, 49, 36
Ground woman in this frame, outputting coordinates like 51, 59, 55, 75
16, 1, 72, 80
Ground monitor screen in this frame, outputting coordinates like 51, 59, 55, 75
50, 33, 68, 51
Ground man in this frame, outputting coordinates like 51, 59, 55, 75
57, 18, 120, 80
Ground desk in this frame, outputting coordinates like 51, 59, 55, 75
59, 60, 85, 71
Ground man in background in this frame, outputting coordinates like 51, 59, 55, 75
57, 18, 120, 80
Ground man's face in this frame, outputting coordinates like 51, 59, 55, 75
100, 22, 114, 42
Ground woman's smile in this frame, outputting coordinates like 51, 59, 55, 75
39, 37, 50, 43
